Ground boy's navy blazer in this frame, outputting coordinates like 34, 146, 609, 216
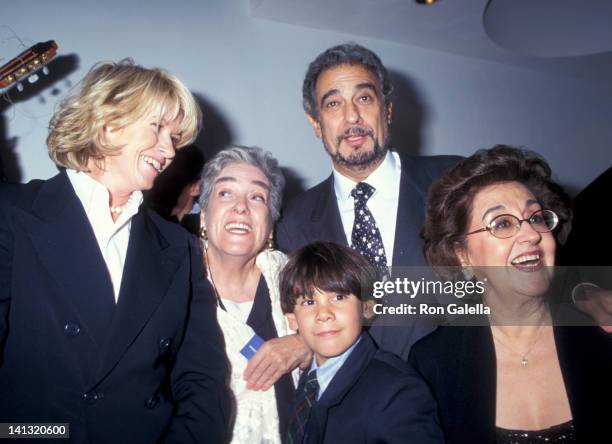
298, 333, 443, 444
0, 171, 230, 443
277, 154, 460, 358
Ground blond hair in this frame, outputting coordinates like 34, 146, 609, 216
47, 59, 201, 170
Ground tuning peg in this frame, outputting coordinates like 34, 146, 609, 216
16, 82, 24, 92
28, 74, 40, 84
42, 66, 49, 75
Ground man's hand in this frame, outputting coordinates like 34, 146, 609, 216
574, 285, 612, 333
243, 334, 312, 391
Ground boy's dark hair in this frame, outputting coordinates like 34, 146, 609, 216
280, 241, 379, 314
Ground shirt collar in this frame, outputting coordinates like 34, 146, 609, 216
66, 169, 143, 225
333, 150, 399, 203
308, 334, 363, 399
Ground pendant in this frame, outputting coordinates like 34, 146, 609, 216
521, 357, 528, 366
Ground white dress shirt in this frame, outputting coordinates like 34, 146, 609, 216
67, 169, 143, 302
333, 150, 401, 266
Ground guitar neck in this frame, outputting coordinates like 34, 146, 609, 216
0, 40, 58, 91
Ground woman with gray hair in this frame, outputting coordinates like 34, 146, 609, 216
199, 145, 311, 443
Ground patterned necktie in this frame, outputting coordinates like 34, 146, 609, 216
350, 182, 389, 275
287, 370, 319, 444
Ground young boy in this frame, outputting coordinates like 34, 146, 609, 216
280, 241, 443, 444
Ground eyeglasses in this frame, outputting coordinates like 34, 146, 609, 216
465, 209, 559, 239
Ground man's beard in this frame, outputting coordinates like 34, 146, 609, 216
324, 125, 389, 171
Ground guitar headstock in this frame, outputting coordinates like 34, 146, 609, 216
0, 40, 58, 94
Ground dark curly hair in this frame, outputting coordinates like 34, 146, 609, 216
302, 43, 393, 118
423, 145, 572, 268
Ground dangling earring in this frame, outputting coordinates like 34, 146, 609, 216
266, 235, 274, 251
199, 226, 208, 240
462, 266, 474, 281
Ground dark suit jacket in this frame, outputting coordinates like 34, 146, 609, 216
408, 324, 612, 444
299, 333, 443, 444
0, 171, 230, 444
560, 166, 612, 266
277, 153, 460, 358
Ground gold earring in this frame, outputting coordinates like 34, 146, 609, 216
266, 235, 274, 251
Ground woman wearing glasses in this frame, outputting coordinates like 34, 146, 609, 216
409, 145, 611, 443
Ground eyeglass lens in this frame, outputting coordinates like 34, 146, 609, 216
489, 210, 557, 238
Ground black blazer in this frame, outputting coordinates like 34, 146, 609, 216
408, 324, 612, 444
560, 166, 612, 266
300, 333, 443, 444
0, 172, 230, 444
277, 154, 460, 358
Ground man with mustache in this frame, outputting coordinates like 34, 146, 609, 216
277, 43, 460, 359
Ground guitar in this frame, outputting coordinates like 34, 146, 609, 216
0, 40, 58, 94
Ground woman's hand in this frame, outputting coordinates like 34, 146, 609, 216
574, 285, 612, 333
243, 334, 312, 391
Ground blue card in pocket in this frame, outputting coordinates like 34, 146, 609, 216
240, 334, 264, 360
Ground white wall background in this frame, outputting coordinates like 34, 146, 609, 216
2, 0, 611, 196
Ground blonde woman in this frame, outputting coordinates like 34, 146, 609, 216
0, 60, 230, 443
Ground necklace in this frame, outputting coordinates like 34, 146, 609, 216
492, 324, 544, 367
204, 246, 223, 306
109, 194, 134, 215
203, 245, 259, 309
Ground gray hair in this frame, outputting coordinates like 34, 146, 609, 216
199, 145, 285, 221
302, 43, 393, 118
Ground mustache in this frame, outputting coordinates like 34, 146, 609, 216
336, 126, 374, 144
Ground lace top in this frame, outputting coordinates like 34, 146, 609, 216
496, 420, 576, 443
214, 249, 298, 444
